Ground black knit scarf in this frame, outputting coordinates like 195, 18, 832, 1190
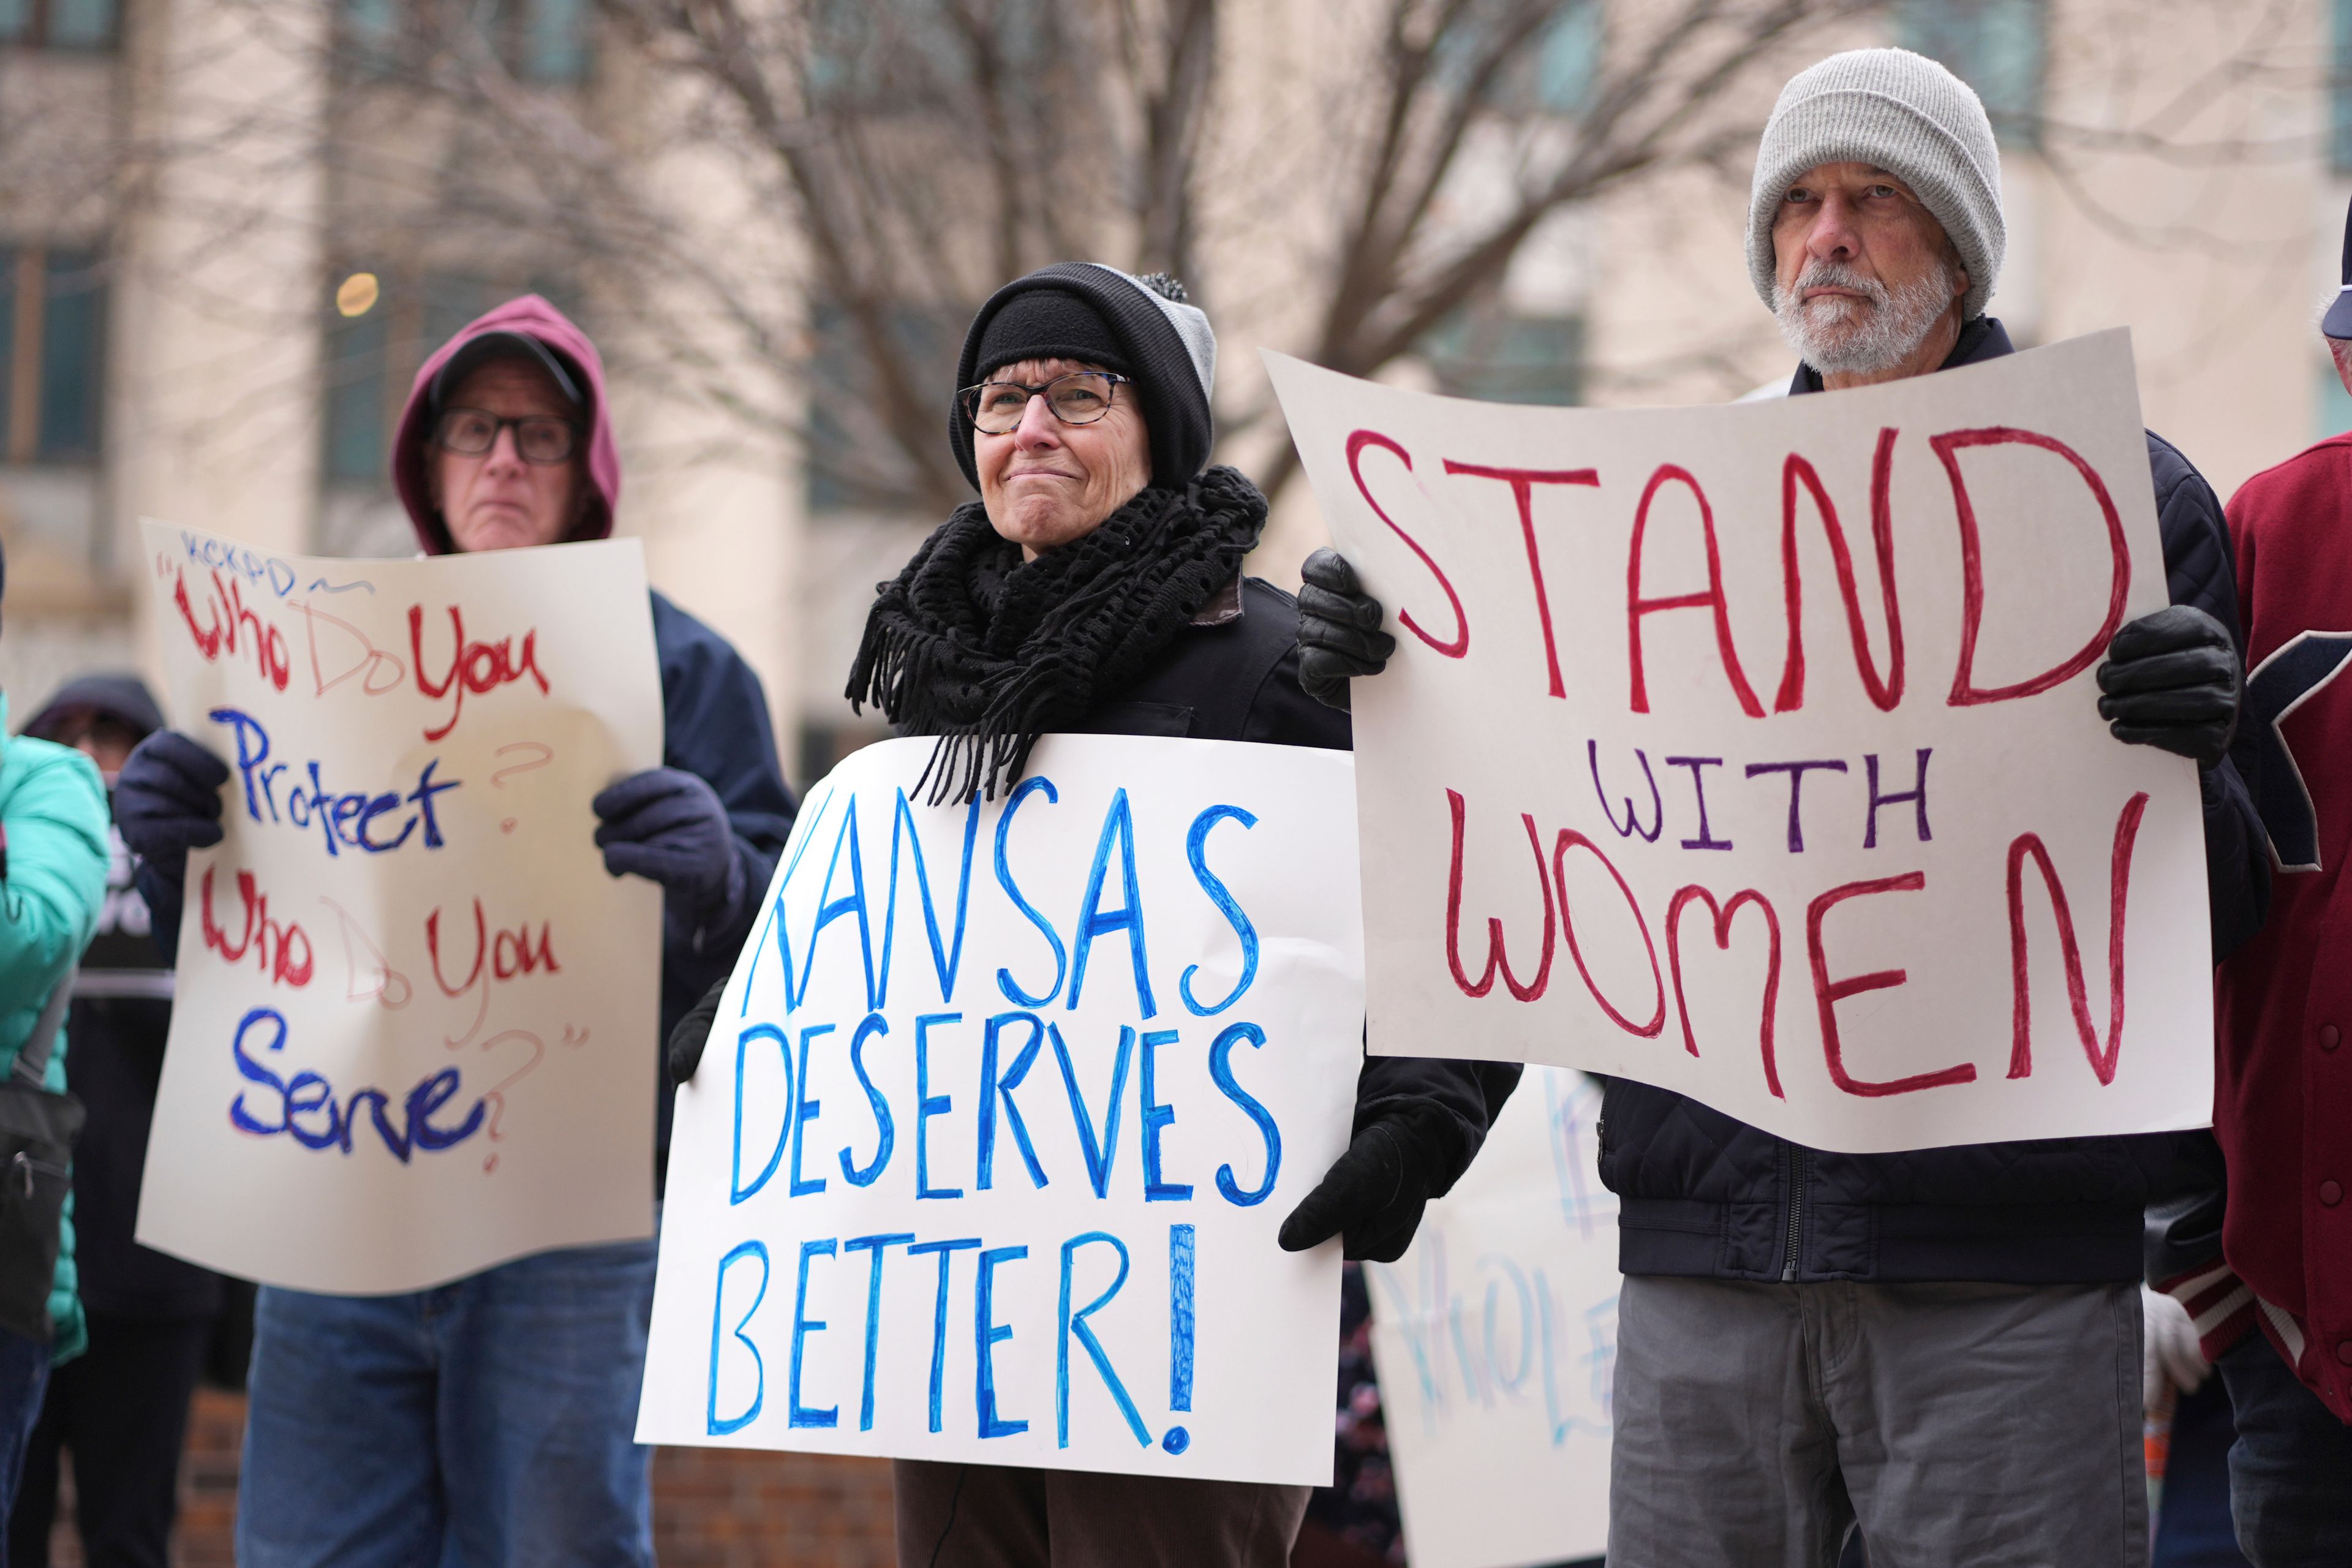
846, 464, 1266, 804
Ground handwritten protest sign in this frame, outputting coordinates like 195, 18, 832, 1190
135, 520, 665, 1292
638, 735, 1363, 1485
1267, 331, 2211, 1153
1368, 1068, 1617, 1568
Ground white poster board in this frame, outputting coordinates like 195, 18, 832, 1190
1266, 331, 2212, 1153
135, 520, 665, 1293
638, 735, 1363, 1485
1367, 1068, 1616, 1568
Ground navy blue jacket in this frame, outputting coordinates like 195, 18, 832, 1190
1598, 318, 2270, 1285
646, 592, 797, 1157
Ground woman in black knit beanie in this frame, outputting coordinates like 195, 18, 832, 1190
674, 262, 1520, 1567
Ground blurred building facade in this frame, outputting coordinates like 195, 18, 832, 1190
2, 0, 2348, 791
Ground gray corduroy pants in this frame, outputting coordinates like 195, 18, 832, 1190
1608, 1275, 2147, 1568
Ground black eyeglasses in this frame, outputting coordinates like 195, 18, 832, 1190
958, 371, 1131, 435
432, 407, 582, 464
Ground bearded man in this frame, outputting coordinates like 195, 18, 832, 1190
1294, 48, 2269, 1568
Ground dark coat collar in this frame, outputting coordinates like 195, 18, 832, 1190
1188, 567, 1245, 627
1787, 315, 2013, 396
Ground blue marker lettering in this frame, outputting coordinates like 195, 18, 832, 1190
908, 1238, 981, 1434
914, 1012, 963, 1199
1057, 1231, 1148, 1449
706, 1240, 770, 1436
1050, 1023, 1136, 1199
1169, 1224, 1195, 1413
790, 1024, 832, 1198
993, 777, 1068, 1006
1180, 806, 1259, 1016
975, 1245, 1029, 1439
731, 1023, 792, 1205
1208, 1022, 1282, 1207
1067, 788, 1156, 1018
840, 1014, 894, 1187
842, 1232, 913, 1432
976, 1011, 1048, 1191
880, 790, 979, 1008
788, 1239, 839, 1428
1138, 1028, 1190, 1202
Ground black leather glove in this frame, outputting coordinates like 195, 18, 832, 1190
1297, 548, 1394, 713
1276, 1102, 1461, 1263
668, 973, 727, 1085
2095, 605, 2240, 766
115, 731, 230, 881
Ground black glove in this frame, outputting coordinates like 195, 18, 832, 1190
2095, 605, 2240, 766
115, 731, 230, 881
593, 768, 746, 924
1276, 1104, 1461, 1263
668, 973, 727, 1085
1297, 548, 1395, 713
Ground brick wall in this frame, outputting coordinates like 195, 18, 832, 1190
40, 1391, 900, 1567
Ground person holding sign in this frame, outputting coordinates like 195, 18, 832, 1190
113, 298, 797, 1568
1296, 48, 2267, 1568
2182, 197, 2352, 1566
668, 262, 1518, 1566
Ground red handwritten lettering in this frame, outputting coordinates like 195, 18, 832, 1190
1348, 429, 1469, 658
1935, 426, 2131, 707
198, 865, 312, 986
1774, 429, 1904, 713
1806, 872, 1975, 1097
1665, 886, 1784, 1098
409, 605, 552, 744
1443, 461, 1599, 698
1443, 788, 1552, 1000
2004, 791, 2150, 1085
1627, 465, 1765, 718
174, 569, 291, 691
1549, 829, 1665, 1038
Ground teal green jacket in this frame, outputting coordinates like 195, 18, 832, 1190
0, 693, 108, 1361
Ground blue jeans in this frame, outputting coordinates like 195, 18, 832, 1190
2216, 1335, 2352, 1568
236, 1237, 658, 1568
0, 1329, 51, 1567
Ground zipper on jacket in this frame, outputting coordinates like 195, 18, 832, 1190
1781, 1144, 1808, 1281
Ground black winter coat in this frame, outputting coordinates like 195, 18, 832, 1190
995, 572, 1521, 1194
1599, 318, 2271, 1286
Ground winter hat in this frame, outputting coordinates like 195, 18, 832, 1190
23, 673, 165, 745
951, 263, 1216, 491
1747, 48, 2005, 322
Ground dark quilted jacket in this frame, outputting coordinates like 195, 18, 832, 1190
1598, 318, 2271, 1285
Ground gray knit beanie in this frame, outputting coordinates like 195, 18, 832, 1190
1747, 48, 2005, 322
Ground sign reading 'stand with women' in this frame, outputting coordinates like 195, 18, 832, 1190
1266, 330, 2212, 1155
639, 736, 1364, 1483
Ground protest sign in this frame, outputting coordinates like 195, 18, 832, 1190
1266, 331, 2211, 1153
1367, 1067, 1617, 1568
134, 520, 665, 1293
638, 735, 1363, 1485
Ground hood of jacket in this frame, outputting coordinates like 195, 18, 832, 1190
391, 295, 622, 556
20, 673, 164, 745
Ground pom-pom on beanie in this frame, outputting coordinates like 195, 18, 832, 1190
952, 263, 1216, 491
1747, 48, 2005, 322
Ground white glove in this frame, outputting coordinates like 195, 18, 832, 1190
2143, 1285, 2209, 1409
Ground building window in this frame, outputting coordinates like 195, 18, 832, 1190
1894, 0, 2045, 148
1422, 309, 1585, 407
0, 248, 108, 466
336, 0, 587, 83
0, 0, 120, 49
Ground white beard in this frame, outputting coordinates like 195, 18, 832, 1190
1773, 257, 1958, 376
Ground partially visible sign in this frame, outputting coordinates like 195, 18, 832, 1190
1368, 1068, 1617, 1568
638, 735, 1365, 1485
136, 520, 665, 1293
